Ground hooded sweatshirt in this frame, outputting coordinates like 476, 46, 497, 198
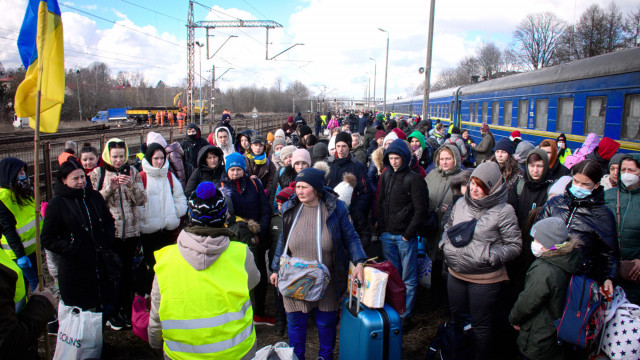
407, 130, 426, 160
511, 149, 553, 229
0, 158, 32, 259
213, 126, 235, 158
539, 139, 571, 181
184, 145, 225, 196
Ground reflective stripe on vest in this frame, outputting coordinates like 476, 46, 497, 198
0, 245, 26, 312
155, 242, 255, 359
0, 188, 37, 259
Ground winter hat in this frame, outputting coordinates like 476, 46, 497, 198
494, 138, 514, 157
274, 129, 286, 140
557, 133, 567, 142
514, 140, 535, 165
272, 138, 286, 150
510, 130, 522, 141
383, 131, 399, 147
596, 137, 620, 161
251, 135, 267, 145
279, 145, 297, 161
187, 182, 227, 228
333, 173, 357, 208
225, 152, 246, 172
335, 132, 353, 148
375, 130, 386, 141
276, 183, 296, 204
481, 124, 490, 133
298, 125, 313, 138
292, 149, 312, 167
470, 161, 502, 193
391, 128, 407, 140
295, 167, 325, 193
144, 143, 167, 166
531, 217, 569, 250
609, 153, 626, 169
548, 176, 572, 198
376, 113, 384, 122
312, 143, 329, 163
146, 131, 167, 148
267, 132, 275, 142
287, 116, 294, 123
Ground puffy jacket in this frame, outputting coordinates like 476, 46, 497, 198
605, 153, 640, 303
138, 159, 187, 234
564, 133, 599, 169
376, 139, 429, 239
180, 123, 210, 179
166, 142, 187, 190
184, 145, 225, 196
271, 188, 367, 302
363, 126, 379, 152
475, 131, 495, 165
425, 144, 462, 214
221, 174, 271, 241
350, 144, 367, 165
509, 240, 582, 360
537, 185, 618, 283
326, 154, 371, 214
440, 180, 522, 275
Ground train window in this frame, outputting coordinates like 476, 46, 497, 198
482, 102, 488, 123
535, 100, 548, 131
492, 101, 499, 125
518, 100, 528, 128
504, 101, 513, 126
557, 98, 574, 133
622, 94, 640, 141
585, 96, 607, 136
450, 101, 455, 121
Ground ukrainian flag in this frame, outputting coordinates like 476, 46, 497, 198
15, 0, 64, 133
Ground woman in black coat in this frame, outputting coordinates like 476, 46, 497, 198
184, 145, 225, 196
42, 158, 116, 312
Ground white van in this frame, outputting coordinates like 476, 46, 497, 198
12, 114, 30, 129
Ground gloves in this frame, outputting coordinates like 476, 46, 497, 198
17, 255, 32, 268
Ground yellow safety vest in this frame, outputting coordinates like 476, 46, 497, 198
0, 245, 26, 312
0, 188, 37, 260
154, 242, 255, 360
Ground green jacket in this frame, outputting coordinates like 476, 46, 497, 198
509, 240, 583, 360
605, 153, 640, 303
363, 126, 378, 150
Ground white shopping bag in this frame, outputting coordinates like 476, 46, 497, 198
53, 301, 103, 360
252, 341, 298, 360
348, 262, 389, 308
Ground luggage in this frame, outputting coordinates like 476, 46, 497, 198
555, 275, 605, 349
338, 279, 402, 360
425, 319, 473, 360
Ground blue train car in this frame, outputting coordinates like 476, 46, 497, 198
382, 47, 640, 153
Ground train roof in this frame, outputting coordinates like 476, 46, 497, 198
459, 47, 640, 96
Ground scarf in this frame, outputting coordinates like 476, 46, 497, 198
247, 152, 267, 165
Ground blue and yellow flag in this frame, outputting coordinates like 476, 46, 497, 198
15, 0, 64, 133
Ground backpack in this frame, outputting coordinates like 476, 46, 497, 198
448, 138, 469, 163
425, 320, 473, 360
139, 171, 174, 194
554, 275, 605, 349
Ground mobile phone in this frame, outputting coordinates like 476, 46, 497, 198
120, 165, 130, 176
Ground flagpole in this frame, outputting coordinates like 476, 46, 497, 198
33, 5, 50, 358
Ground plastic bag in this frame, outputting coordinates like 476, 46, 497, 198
132, 295, 150, 343
348, 262, 390, 309
417, 255, 432, 288
360, 261, 407, 315
252, 341, 298, 360
53, 301, 102, 360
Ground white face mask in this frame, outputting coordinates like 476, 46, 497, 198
531, 241, 545, 258
620, 173, 639, 188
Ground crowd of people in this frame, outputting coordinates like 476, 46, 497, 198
1, 109, 639, 360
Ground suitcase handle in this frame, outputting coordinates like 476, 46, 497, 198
348, 279, 362, 313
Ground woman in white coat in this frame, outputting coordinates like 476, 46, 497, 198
138, 143, 188, 295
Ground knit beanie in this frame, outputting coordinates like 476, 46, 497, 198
279, 145, 297, 161
470, 161, 502, 193
146, 131, 167, 148
287, 116, 294, 123
225, 152, 246, 172
530, 217, 569, 250
510, 130, 521, 141
557, 133, 567, 142
609, 153, 626, 169
267, 132, 275, 142
276, 183, 296, 204
292, 149, 311, 167
144, 143, 167, 166
596, 137, 621, 161
494, 138, 514, 156
272, 138, 286, 150
274, 129, 286, 140
295, 167, 325, 193
298, 125, 313, 138
312, 143, 329, 163
187, 182, 227, 227
391, 128, 407, 141
548, 176, 572, 197
375, 130, 386, 140
383, 131, 399, 147
335, 132, 353, 148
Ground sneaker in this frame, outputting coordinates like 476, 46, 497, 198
106, 315, 125, 331
253, 314, 276, 326
47, 318, 58, 336
121, 313, 132, 328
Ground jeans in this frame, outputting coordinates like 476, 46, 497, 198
15, 252, 39, 291
286, 310, 338, 360
447, 273, 503, 360
380, 233, 417, 318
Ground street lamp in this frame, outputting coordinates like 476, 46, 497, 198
195, 41, 204, 128
369, 58, 376, 112
75, 70, 82, 121
378, 28, 389, 115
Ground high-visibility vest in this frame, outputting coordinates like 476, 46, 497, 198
0, 246, 26, 312
0, 188, 37, 260
154, 242, 255, 359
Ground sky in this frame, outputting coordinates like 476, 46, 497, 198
0, 0, 638, 103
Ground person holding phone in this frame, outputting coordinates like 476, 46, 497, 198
90, 138, 147, 330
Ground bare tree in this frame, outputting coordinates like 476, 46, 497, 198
624, 5, 640, 47
512, 12, 566, 69
476, 42, 502, 79
603, 2, 625, 52
575, 5, 607, 58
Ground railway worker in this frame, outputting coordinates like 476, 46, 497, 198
148, 181, 260, 359
167, 110, 174, 126
585, 136, 621, 175
0, 158, 39, 291
148, 110, 154, 126
538, 139, 571, 181
221, 153, 273, 327
177, 109, 185, 133
474, 123, 495, 165
181, 123, 209, 180
556, 133, 571, 165
159, 110, 165, 127
90, 138, 147, 330
600, 153, 625, 190
138, 143, 187, 295
245, 135, 277, 196
57, 140, 78, 165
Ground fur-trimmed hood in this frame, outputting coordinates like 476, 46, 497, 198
372, 146, 385, 175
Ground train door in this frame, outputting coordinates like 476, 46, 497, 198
518, 100, 528, 128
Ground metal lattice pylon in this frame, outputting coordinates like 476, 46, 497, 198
186, 1, 194, 121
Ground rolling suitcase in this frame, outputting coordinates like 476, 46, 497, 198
338, 279, 402, 360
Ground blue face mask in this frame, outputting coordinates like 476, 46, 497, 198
275, 151, 280, 158
569, 184, 592, 199
17, 174, 27, 181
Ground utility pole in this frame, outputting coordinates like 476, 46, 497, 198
422, 0, 436, 121
75, 69, 82, 121
210, 64, 215, 121
379, 28, 389, 115
370, 58, 376, 111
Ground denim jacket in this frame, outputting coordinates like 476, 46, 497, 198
271, 187, 367, 301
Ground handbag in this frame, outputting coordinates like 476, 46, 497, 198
277, 204, 331, 302
367, 260, 406, 315
131, 295, 150, 343
600, 286, 640, 360
446, 209, 487, 248
53, 301, 103, 360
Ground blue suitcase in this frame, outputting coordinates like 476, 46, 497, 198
338, 280, 402, 360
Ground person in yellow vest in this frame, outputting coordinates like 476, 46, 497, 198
0, 247, 56, 359
148, 181, 260, 359
0, 158, 39, 291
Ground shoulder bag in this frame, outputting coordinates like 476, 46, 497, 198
446, 208, 487, 248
